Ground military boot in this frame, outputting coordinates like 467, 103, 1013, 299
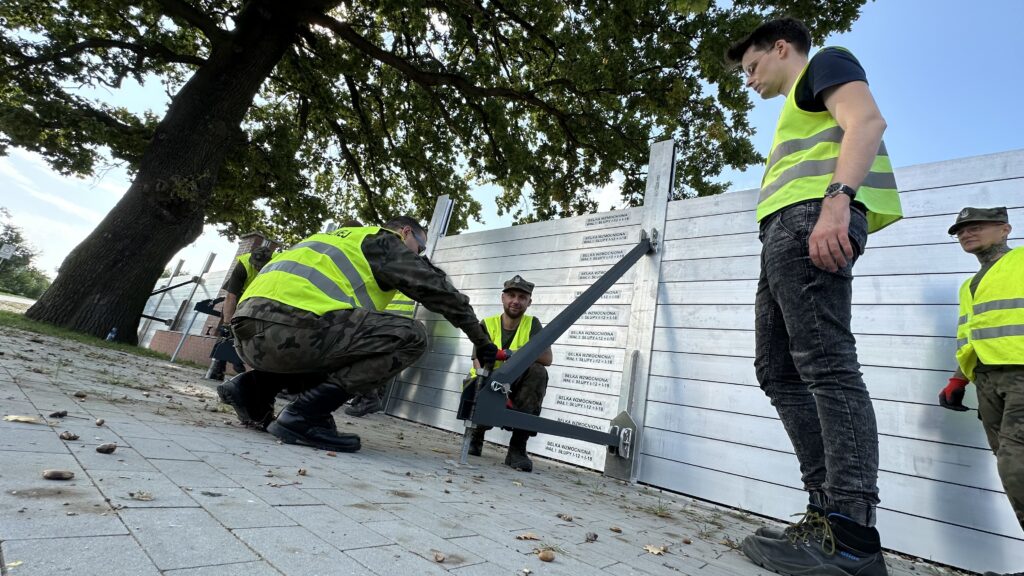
741, 512, 888, 576
504, 430, 533, 472
344, 390, 383, 417
467, 427, 486, 456
216, 371, 277, 430
267, 383, 361, 452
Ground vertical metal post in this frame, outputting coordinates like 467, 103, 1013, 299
138, 259, 184, 343
169, 253, 216, 363
383, 196, 455, 415
605, 139, 675, 481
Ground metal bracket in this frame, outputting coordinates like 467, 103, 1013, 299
490, 381, 511, 395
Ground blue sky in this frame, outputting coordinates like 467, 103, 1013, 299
1, 0, 1021, 278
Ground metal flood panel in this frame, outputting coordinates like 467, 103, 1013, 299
137, 270, 228, 347
388, 205, 647, 471
643, 150, 1024, 573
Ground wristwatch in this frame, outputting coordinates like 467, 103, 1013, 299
824, 182, 857, 200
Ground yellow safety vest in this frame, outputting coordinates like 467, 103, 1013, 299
757, 48, 903, 233
385, 292, 416, 318
469, 314, 534, 378
956, 247, 1024, 380
239, 227, 396, 316
237, 253, 257, 293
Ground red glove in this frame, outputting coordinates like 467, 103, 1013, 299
496, 348, 514, 361
938, 377, 969, 412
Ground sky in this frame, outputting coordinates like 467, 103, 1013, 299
1, 0, 1022, 279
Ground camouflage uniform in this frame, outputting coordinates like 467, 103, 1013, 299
975, 368, 1024, 530
233, 230, 489, 395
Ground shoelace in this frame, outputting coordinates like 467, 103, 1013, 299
785, 511, 837, 556
783, 509, 823, 539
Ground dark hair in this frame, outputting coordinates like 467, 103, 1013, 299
339, 219, 363, 227
383, 215, 427, 238
250, 245, 273, 264
726, 17, 811, 66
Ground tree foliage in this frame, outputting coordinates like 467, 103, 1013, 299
0, 208, 52, 299
1, 0, 868, 239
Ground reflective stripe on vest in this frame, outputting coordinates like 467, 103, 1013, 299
239, 227, 396, 316
757, 48, 902, 234
955, 247, 1024, 380
385, 292, 416, 318
469, 314, 534, 378
238, 253, 256, 293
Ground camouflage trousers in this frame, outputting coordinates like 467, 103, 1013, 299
976, 367, 1024, 531
467, 363, 548, 434
232, 308, 427, 395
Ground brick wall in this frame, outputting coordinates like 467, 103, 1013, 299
149, 330, 220, 368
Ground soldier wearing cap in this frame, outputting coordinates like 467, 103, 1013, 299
207, 245, 276, 380
939, 206, 1023, 567
466, 275, 552, 472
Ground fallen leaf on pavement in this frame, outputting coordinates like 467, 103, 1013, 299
326, 452, 337, 457
129, 491, 154, 501
4, 415, 45, 424
5, 561, 23, 568
610, 526, 622, 533
516, 533, 540, 540
556, 513, 573, 521
643, 544, 666, 555
512, 481, 523, 487
49, 410, 68, 418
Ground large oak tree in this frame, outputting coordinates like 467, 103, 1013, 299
1, 0, 867, 342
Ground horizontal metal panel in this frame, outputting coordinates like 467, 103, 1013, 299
636, 447, 1024, 574
651, 327, 957, 372
640, 425, 1018, 538
645, 377, 996, 470
438, 246, 641, 278
663, 233, 760, 260
395, 368, 465, 395
419, 339, 627, 373
447, 265, 637, 291
666, 189, 757, 220
438, 207, 643, 250
435, 225, 642, 263
892, 150, 1024, 192
658, 274, 970, 306
664, 210, 758, 239
406, 352, 472, 376
393, 378, 461, 412
655, 303, 958, 338
387, 398, 461, 434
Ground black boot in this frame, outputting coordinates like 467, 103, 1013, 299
741, 513, 888, 576
468, 428, 486, 456
344, 389, 383, 417
216, 371, 277, 430
267, 383, 361, 452
505, 430, 533, 472
206, 358, 226, 381
755, 491, 828, 539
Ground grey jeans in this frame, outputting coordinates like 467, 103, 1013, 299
754, 200, 880, 527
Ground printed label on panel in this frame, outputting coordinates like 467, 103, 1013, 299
578, 248, 628, 264
537, 434, 605, 471
545, 388, 618, 419
581, 230, 632, 246
585, 212, 633, 227
548, 365, 623, 395
558, 347, 625, 370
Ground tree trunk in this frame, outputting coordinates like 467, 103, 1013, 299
26, 2, 329, 344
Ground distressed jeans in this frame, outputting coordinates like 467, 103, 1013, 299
754, 201, 880, 527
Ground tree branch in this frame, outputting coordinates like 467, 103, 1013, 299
326, 117, 384, 224
151, 0, 230, 46
4, 38, 205, 73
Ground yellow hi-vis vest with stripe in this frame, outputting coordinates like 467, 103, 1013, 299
757, 48, 903, 233
468, 314, 534, 378
239, 227, 396, 316
385, 292, 415, 318
237, 253, 257, 293
956, 247, 1024, 380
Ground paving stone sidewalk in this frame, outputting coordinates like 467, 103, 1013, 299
0, 326, 971, 576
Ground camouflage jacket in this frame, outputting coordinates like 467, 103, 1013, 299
236, 229, 489, 346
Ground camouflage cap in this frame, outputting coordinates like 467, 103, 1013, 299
502, 275, 534, 295
250, 245, 273, 265
948, 206, 1009, 234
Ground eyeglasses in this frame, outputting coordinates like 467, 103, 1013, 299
954, 222, 999, 238
743, 48, 773, 78
407, 227, 427, 254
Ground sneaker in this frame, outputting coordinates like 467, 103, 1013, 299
344, 393, 382, 417
741, 513, 888, 576
756, 504, 826, 539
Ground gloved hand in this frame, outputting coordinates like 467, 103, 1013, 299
496, 348, 514, 361
938, 377, 969, 411
476, 343, 499, 367
218, 325, 232, 338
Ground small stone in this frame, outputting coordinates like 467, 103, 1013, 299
95, 418, 105, 427
537, 550, 555, 562
610, 526, 622, 533
585, 532, 598, 542
96, 443, 117, 454
325, 451, 337, 457
433, 551, 445, 563
49, 410, 68, 418
59, 431, 80, 441
73, 391, 87, 398
297, 468, 307, 476
142, 392, 150, 397
683, 537, 692, 545
556, 513, 573, 522
43, 469, 75, 480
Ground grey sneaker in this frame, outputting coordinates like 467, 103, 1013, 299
756, 504, 826, 539
741, 513, 888, 576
